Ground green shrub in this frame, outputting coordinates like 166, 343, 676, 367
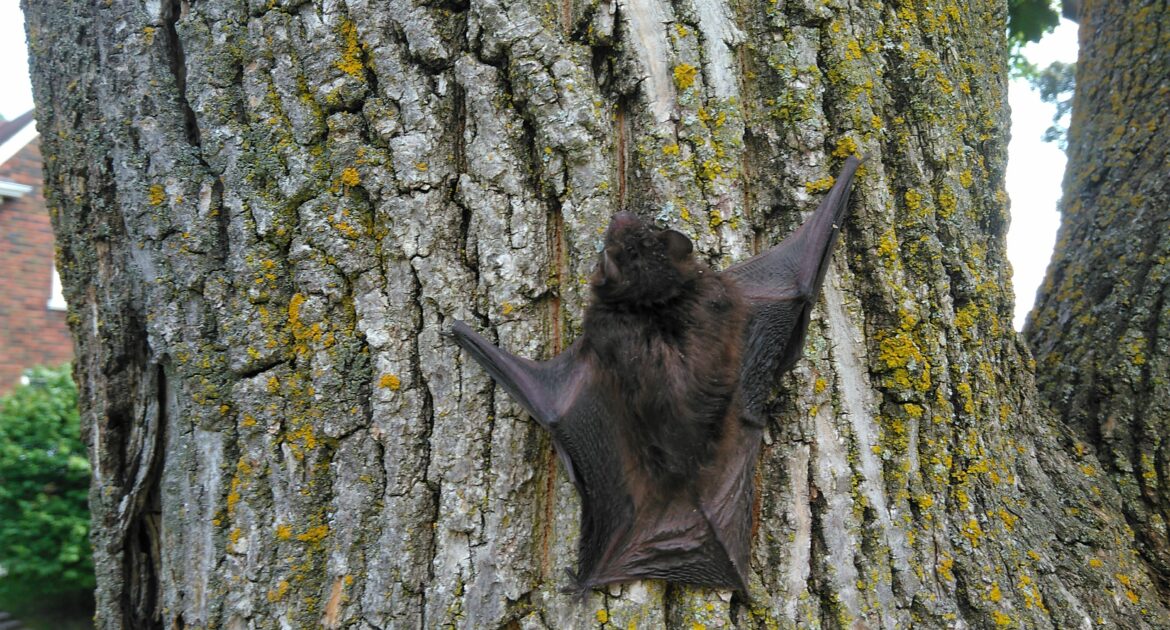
0, 364, 94, 605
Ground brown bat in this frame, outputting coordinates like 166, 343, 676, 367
450, 156, 861, 594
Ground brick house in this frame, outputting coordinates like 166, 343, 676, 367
0, 110, 72, 393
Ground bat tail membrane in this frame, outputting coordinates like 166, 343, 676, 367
448, 319, 580, 428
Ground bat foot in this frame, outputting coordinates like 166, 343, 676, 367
559, 568, 592, 600
742, 409, 766, 428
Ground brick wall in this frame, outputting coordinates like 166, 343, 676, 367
0, 137, 73, 394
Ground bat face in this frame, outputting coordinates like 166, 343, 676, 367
449, 157, 862, 595
590, 211, 698, 307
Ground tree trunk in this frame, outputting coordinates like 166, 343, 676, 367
1026, 0, 1170, 597
22, 0, 1169, 627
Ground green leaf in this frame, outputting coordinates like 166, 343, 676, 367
0, 364, 94, 605
1007, 0, 1061, 67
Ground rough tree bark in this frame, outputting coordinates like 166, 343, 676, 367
1027, 0, 1170, 597
21, 0, 1169, 627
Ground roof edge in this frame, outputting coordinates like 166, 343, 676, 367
0, 112, 38, 166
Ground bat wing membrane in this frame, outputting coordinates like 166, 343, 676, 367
449, 319, 586, 428
722, 157, 861, 419
450, 320, 636, 585
723, 156, 861, 302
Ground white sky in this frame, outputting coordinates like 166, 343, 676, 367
0, 1, 33, 120
0, 2, 1076, 329
1005, 19, 1079, 329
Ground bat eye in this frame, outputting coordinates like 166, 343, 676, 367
640, 237, 656, 250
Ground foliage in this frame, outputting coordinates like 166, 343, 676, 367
1006, 1, 1075, 148
1007, 0, 1062, 77
0, 365, 94, 605
1008, 0, 1061, 49
1028, 60, 1076, 149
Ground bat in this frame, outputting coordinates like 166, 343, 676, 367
449, 156, 861, 594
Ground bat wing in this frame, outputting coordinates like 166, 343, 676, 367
449, 320, 585, 429
449, 320, 635, 582
449, 320, 597, 483
723, 157, 861, 419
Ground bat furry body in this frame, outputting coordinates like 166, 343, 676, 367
450, 157, 862, 593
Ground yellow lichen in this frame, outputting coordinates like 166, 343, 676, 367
960, 169, 974, 188
962, 518, 983, 547
805, 176, 836, 193
673, 63, 699, 89
938, 186, 957, 218
832, 136, 859, 158
938, 554, 955, 581
845, 40, 863, 61
904, 189, 925, 216
297, 524, 330, 544
149, 184, 166, 206
997, 508, 1018, 531
335, 19, 364, 78
700, 159, 723, 181
267, 580, 290, 602
877, 330, 930, 392
226, 474, 243, 515
339, 166, 361, 187
379, 373, 402, 390
286, 423, 318, 455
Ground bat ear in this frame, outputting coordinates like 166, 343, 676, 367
659, 230, 693, 261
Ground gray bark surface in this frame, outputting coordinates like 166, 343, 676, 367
21, 0, 1169, 627
1027, 0, 1170, 598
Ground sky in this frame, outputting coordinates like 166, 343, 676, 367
1004, 20, 1080, 329
0, 2, 33, 120
0, 3, 1077, 329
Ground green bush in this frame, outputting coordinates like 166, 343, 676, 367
0, 364, 94, 605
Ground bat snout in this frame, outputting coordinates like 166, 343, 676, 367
590, 249, 621, 288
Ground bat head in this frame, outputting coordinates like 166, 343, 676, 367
590, 212, 699, 306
